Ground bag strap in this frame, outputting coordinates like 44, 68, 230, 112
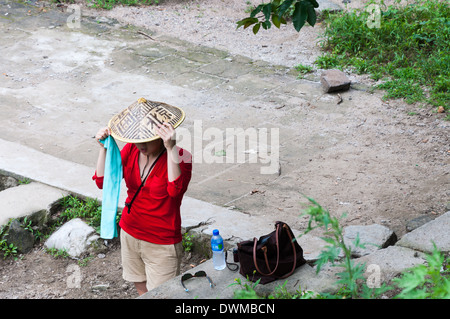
125, 148, 166, 214
252, 223, 298, 278
252, 223, 280, 277
280, 224, 298, 279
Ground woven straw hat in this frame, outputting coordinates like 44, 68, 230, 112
108, 97, 185, 143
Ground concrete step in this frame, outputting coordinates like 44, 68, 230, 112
0, 182, 68, 227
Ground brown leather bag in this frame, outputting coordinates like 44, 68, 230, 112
236, 221, 306, 284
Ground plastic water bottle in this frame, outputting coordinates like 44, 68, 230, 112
211, 229, 226, 270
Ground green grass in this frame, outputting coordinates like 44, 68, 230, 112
52, 0, 159, 10
59, 195, 102, 228
295, 63, 314, 78
316, 0, 449, 114
86, 0, 159, 10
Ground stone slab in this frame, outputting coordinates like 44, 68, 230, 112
396, 211, 450, 254
0, 182, 68, 227
319, 245, 427, 285
353, 245, 427, 283
343, 224, 397, 257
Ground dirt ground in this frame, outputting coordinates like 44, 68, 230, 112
0, 235, 206, 299
0, 0, 449, 299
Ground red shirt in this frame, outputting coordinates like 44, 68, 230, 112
93, 143, 192, 245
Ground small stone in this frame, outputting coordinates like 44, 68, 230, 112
92, 284, 109, 291
4, 219, 35, 254
320, 69, 351, 93
405, 215, 435, 232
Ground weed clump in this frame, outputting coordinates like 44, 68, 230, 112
317, 0, 449, 114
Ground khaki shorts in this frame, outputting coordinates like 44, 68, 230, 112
120, 229, 183, 290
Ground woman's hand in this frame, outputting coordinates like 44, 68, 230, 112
95, 127, 110, 177
95, 127, 111, 147
155, 122, 176, 150
155, 122, 180, 182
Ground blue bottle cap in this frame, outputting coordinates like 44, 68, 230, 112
213, 229, 219, 236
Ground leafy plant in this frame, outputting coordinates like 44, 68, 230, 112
18, 178, 31, 185
237, 0, 319, 34
300, 197, 391, 298
78, 255, 95, 267
59, 195, 103, 232
0, 221, 18, 260
45, 247, 70, 259
393, 243, 450, 299
230, 276, 262, 299
267, 280, 316, 299
295, 63, 313, 78
182, 232, 195, 252
0, 239, 18, 260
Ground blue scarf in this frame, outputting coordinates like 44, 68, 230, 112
99, 136, 122, 239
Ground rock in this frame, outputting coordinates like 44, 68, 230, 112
445, 202, 450, 211
405, 215, 435, 232
0, 182, 68, 227
44, 218, 100, 257
353, 246, 427, 283
0, 175, 19, 191
320, 69, 351, 93
3, 219, 35, 253
320, 245, 427, 286
297, 233, 329, 263
343, 224, 397, 257
92, 283, 109, 291
396, 211, 450, 254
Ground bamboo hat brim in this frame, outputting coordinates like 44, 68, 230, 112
108, 97, 185, 143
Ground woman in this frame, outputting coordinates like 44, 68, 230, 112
93, 100, 192, 296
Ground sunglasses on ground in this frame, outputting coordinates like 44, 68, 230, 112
181, 271, 215, 292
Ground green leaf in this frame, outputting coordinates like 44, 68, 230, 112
262, 20, 272, 30
272, 14, 281, 28
262, 3, 272, 21
253, 23, 261, 34
433, 278, 450, 298
277, 0, 294, 17
250, 4, 264, 18
236, 17, 259, 30
306, 3, 317, 26
307, 0, 319, 8
292, 1, 308, 32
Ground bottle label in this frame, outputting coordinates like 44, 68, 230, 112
212, 243, 223, 251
